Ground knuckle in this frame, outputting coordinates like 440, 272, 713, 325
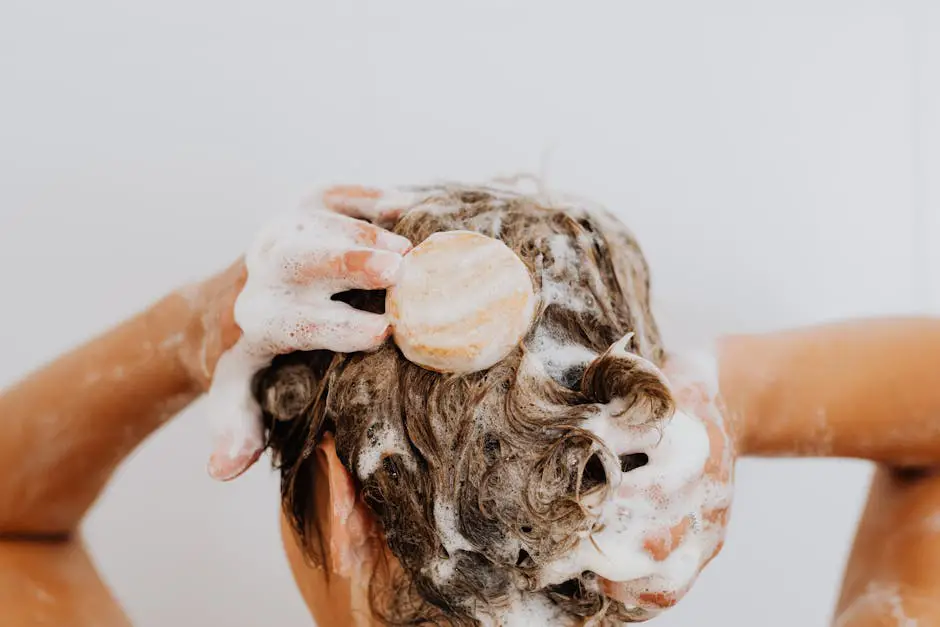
352, 221, 381, 245
342, 248, 375, 273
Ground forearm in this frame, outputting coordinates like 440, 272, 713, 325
0, 289, 205, 536
834, 467, 940, 626
719, 318, 940, 465
0, 540, 131, 626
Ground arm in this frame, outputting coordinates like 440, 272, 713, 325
714, 319, 940, 624
833, 466, 940, 626
0, 183, 413, 535
0, 184, 410, 626
0, 261, 245, 537
0, 261, 244, 627
719, 317, 940, 465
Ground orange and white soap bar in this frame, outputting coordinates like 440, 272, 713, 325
386, 231, 537, 374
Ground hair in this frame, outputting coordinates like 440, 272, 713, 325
255, 184, 673, 625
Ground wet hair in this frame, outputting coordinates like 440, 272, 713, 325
256, 184, 672, 625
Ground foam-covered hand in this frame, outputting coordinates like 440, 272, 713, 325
539, 347, 735, 620
185, 185, 413, 482
599, 352, 735, 617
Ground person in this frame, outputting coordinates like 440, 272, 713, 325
1, 183, 937, 626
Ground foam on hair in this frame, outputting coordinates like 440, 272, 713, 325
256, 183, 671, 625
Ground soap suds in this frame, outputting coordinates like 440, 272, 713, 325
223, 181, 731, 623
835, 582, 919, 627
206, 196, 409, 464
925, 512, 940, 533
159, 332, 185, 351
434, 500, 473, 556
82, 371, 102, 386
357, 420, 414, 478
526, 327, 598, 384
492, 592, 574, 627
538, 350, 732, 616
548, 234, 579, 274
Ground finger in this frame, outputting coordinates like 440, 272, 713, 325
283, 247, 403, 290
322, 184, 384, 217
206, 346, 267, 481
296, 192, 411, 254
347, 218, 412, 254
299, 184, 385, 220
320, 184, 416, 228
300, 210, 411, 254
208, 427, 264, 481
273, 303, 392, 354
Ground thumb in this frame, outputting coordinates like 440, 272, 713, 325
206, 343, 268, 481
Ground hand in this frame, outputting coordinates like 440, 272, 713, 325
304, 184, 418, 230
181, 184, 415, 481
590, 351, 736, 617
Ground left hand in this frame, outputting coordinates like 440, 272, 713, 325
597, 352, 736, 616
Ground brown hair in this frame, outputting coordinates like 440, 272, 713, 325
256, 184, 672, 625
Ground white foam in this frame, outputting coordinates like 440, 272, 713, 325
548, 234, 579, 273
537, 349, 732, 614
357, 420, 414, 478
494, 592, 573, 627
357, 422, 389, 478
206, 202, 405, 461
434, 500, 473, 556
538, 246, 590, 312
665, 345, 721, 397
834, 582, 919, 627
526, 328, 597, 383
536, 235, 591, 312
427, 557, 457, 585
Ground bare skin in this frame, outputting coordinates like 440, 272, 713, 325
0, 189, 936, 625
720, 321, 940, 626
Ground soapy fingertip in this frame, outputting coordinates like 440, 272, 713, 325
365, 250, 403, 286
207, 426, 264, 481
359, 316, 394, 349
377, 230, 413, 255
377, 321, 394, 343
320, 309, 393, 353
208, 446, 263, 482
322, 184, 383, 217
357, 322, 394, 355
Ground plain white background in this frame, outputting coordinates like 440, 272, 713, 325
2, 1, 939, 625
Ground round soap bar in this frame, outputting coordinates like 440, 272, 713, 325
387, 230, 537, 374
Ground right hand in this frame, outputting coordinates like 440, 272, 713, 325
193, 184, 414, 481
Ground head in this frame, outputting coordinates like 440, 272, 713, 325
256, 184, 681, 625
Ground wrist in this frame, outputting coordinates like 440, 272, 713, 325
178, 259, 247, 392
714, 335, 758, 456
